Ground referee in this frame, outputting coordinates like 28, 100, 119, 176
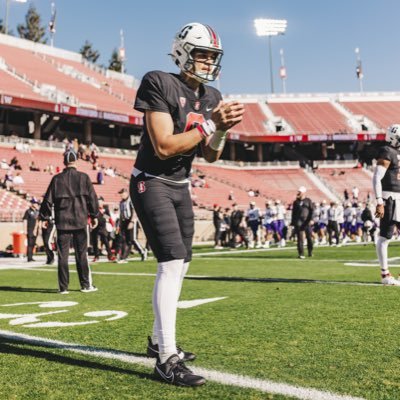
40, 149, 99, 294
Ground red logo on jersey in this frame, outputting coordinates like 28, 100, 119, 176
194, 101, 201, 111
184, 112, 206, 132
137, 181, 146, 193
179, 97, 186, 107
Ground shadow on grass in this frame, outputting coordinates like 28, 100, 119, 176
186, 276, 379, 285
0, 286, 63, 293
0, 340, 156, 381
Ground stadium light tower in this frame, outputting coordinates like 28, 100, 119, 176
279, 48, 287, 94
119, 29, 126, 74
49, 2, 56, 47
355, 47, 364, 93
254, 18, 287, 94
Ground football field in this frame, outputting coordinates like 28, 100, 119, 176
0, 243, 400, 400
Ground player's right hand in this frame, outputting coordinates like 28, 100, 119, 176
212, 101, 245, 131
375, 204, 384, 218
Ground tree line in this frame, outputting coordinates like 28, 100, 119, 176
0, 4, 124, 72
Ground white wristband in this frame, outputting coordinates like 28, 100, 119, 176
196, 119, 216, 139
209, 130, 228, 151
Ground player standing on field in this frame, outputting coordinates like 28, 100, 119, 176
130, 22, 244, 386
373, 124, 400, 285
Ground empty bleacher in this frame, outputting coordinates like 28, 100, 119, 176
43, 53, 137, 106
314, 167, 372, 201
229, 103, 271, 137
268, 101, 351, 134
0, 188, 29, 220
193, 163, 330, 207
340, 100, 400, 129
0, 69, 48, 101
0, 42, 138, 117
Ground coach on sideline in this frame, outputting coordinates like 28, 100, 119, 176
39, 149, 99, 294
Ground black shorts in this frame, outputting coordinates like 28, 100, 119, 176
130, 175, 194, 263
380, 197, 400, 239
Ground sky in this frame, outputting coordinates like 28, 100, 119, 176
2, 0, 399, 95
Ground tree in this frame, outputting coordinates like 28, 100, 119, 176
17, 4, 47, 43
108, 48, 123, 72
79, 40, 100, 64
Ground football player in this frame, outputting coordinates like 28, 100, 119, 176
130, 22, 244, 386
246, 201, 261, 248
318, 199, 329, 245
263, 200, 275, 248
273, 199, 286, 247
373, 124, 400, 285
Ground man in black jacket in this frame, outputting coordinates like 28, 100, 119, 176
23, 199, 40, 262
40, 149, 99, 294
230, 203, 249, 248
91, 196, 115, 262
117, 188, 147, 262
291, 186, 314, 259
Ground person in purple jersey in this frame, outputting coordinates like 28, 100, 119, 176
130, 22, 244, 386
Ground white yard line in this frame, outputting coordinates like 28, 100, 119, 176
1, 266, 385, 286
345, 263, 400, 268
0, 329, 365, 400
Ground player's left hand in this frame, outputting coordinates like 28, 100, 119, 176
375, 204, 384, 218
212, 101, 245, 131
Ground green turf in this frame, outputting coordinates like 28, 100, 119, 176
0, 242, 400, 399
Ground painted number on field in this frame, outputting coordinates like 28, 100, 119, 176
0, 301, 127, 328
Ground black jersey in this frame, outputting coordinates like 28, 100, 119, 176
377, 145, 400, 192
134, 70, 222, 181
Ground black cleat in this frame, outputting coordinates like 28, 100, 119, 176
147, 336, 196, 362
154, 354, 205, 387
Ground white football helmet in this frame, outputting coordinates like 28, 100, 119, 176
171, 22, 223, 83
386, 124, 400, 148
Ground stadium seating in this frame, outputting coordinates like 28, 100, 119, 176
0, 146, 131, 205
268, 101, 351, 134
314, 167, 372, 201
340, 100, 400, 129
44, 54, 137, 106
0, 43, 137, 116
0, 188, 29, 221
0, 69, 48, 101
229, 103, 271, 136
193, 163, 329, 207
